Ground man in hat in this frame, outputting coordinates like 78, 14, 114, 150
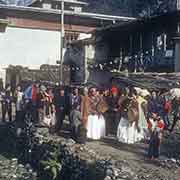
106, 86, 120, 136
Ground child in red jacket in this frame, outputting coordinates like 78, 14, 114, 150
148, 112, 165, 160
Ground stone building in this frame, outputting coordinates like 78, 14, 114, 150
5, 64, 71, 90
0, 0, 135, 86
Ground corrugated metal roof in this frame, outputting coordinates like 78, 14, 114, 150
0, 4, 136, 22
95, 9, 180, 33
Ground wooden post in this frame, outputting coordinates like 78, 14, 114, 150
140, 33, 143, 53
118, 48, 123, 72
130, 35, 133, 55
151, 32, 154, 57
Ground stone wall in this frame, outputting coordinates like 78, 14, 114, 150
0, 124, 132, 180
1, 123, 180, 180
30, 128, 124, 180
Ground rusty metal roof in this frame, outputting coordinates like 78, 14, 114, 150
0, 4, 136, 22
112, 72, 180, 90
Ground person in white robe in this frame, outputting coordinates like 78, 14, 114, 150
117, 89, 144, 144
87, 88, 106, 140
136, 91, 149, 139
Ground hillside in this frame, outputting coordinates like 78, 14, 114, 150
0, 0, 178, 17
83, 0, 177, 17
83, 0, 132, 16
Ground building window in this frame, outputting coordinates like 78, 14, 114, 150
42, 3, 52, 9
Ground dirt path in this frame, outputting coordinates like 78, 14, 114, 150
1, 119, 179, 180
87, 138, 180, 180
53, 126, 180, 180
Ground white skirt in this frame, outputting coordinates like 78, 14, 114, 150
43, 113, 56, 127
117, 117, 129, 143
128, 122, 143, 144
117, 118, 144, 144
87, 114, 106, 140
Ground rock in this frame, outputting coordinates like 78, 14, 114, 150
176, 160, 180, 166
106, 169, 114, 176
12, 174, 17, 178
104, 175, 112, 180
170, 158, 177, 163
11, 158, 18, 162
18, 164, 24, 168
113, 168, 120, 177
0, 156, 36, 180
66, 138, 76, 146
25, 163, 31, 170
121, 166, 134, 177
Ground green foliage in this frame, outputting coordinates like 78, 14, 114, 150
41, 159, 62, 180
40, 142, 62, 180
84, 0, 132, 16
85, 0, 177, 17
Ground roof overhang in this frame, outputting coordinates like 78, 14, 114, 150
0, 4, 136, 22
95, 10, 180, 34
30, 0, 88, 6
52, 0, 88, 5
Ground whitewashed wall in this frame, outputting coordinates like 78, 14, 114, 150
0, 27, 61, 69
0, 68, 6, 87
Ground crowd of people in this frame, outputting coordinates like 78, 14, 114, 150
0, 82, 180, 160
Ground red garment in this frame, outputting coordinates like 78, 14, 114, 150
164, 101, 172, 113
32, 85, 37, 103
148, 118, 165, 131
111, 86, 118, 94
147, 120, 152, 130
157, 120, 165, 130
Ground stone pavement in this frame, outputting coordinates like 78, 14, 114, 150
0, 155, 36, 180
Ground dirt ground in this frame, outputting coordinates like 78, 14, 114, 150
87, 136, 180, 180
57, 119, 180, 180
0, 109, 180, 180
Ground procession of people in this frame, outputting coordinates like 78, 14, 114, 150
0, 82, 180, 160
